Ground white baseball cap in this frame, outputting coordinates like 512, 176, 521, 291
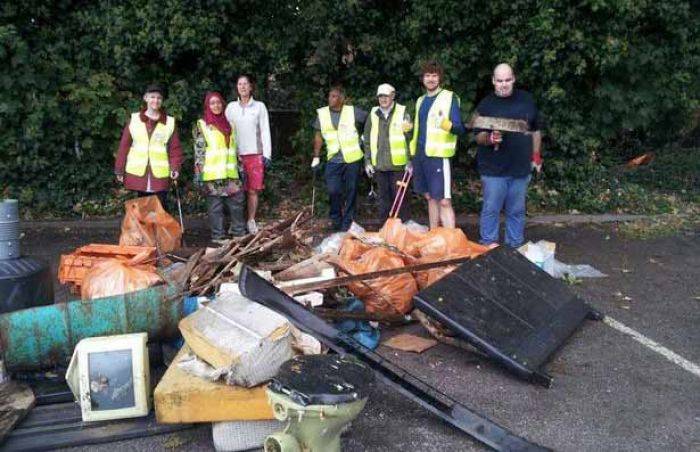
376, 83, 395, 96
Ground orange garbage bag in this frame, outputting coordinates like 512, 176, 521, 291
81, 250, 162, 300
339, 240, 418, 315
408, 228, 491, 288
338, 235, 372, 262
119, 196, 182, 252
378, 218, 427, 254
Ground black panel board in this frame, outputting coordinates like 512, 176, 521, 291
414, 246, 601, 387
2, 403, 192, 451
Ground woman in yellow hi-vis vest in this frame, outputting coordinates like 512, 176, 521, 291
193, 91, 246, 243
311, 86, 368, 231
114, 85, 183, 210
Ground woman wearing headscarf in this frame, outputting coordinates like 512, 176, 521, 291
194, 91, 246, 243
224, 74, 272, 234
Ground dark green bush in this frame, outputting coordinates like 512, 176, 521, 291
1, 1, 698, 216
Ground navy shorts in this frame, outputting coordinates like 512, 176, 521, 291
412, 154, 452, 200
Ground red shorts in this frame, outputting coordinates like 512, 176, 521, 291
240, 154, 265, 191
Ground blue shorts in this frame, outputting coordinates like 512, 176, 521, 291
412, 155, 452, 200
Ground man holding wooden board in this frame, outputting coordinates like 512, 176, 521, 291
472, 63, 544, 248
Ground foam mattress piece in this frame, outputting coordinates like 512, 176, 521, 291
154, 345, 273, 423
179, 292, 294, 387
212, 419, 283, 451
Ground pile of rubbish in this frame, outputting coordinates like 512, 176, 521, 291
0, 195, 607, 451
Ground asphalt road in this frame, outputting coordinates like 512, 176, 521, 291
18, 220, 700, 451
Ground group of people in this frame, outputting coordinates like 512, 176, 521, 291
115, 60, 542, 249
114, 75, 271, 243
312, 60, 543, 248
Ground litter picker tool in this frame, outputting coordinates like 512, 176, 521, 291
173, 179, 186, 247
389, 169, 412, 219
367, 177, 378, 205
311, 169, 317, 216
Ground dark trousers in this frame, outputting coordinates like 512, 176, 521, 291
137, 191, 168, 211
325, 160, 361, 231
207, 192, 246, 240
375, 170, 411, 222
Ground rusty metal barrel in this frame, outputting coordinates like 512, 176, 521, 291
0, 199, 20, 260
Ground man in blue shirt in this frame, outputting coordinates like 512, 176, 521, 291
409, 61, 466, 229
474, 63, 544, 247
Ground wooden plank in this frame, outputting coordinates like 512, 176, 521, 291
282, 256, 473, 295
0, 382, 35, 444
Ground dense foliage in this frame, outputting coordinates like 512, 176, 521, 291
1, 0, 698, 216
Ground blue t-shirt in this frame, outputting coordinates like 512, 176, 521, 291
415, 90, 465, 158
474, 89, 543, 177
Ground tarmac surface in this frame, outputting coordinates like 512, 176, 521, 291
18, 218, 700, 452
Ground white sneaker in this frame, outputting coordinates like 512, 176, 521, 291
247, 219, 259, 234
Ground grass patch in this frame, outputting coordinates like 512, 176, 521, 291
618, 208, 699, 240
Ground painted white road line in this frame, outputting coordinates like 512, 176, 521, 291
604, 316, 700, 378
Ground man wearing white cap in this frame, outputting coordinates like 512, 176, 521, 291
362, 83, 413, 221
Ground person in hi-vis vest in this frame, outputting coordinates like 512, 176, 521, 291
362, 83, 413, 221
409, 61, 466, 229
193, 91, 246, 244
115, 84, 183, 210
311, 86, 368, 231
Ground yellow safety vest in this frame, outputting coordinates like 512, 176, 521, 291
369, 104, 408, 166
197, 119, 239, 181
125, 112, 175, 178
409, 89, 458, 158
317, 105, 363, 163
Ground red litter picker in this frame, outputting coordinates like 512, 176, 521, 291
388, 169, 412, 219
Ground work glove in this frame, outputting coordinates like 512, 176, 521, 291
402, 119, 413, 133
439, 118, 453, 132
365, 164, 375, 178
311, 156, 322, 177
488, 131, 503, 148
170, 170, 179, 180
405, 161, 413, 175
115, 174, 124, 183
263, 157, 272, 170
531, 152, 543, 173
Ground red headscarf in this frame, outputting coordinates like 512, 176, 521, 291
203, 91, 231, 145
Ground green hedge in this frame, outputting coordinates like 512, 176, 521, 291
1, 1, 698, 216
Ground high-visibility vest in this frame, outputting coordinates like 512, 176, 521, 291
369, 104, 408, 167
409, 89, 458, 158
125, 112, 175, 178
197, 119, 239, 181
317, 105, 363, 163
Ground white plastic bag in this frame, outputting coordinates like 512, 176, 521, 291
313, 222, 367, 254
519, 240, 606, 279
